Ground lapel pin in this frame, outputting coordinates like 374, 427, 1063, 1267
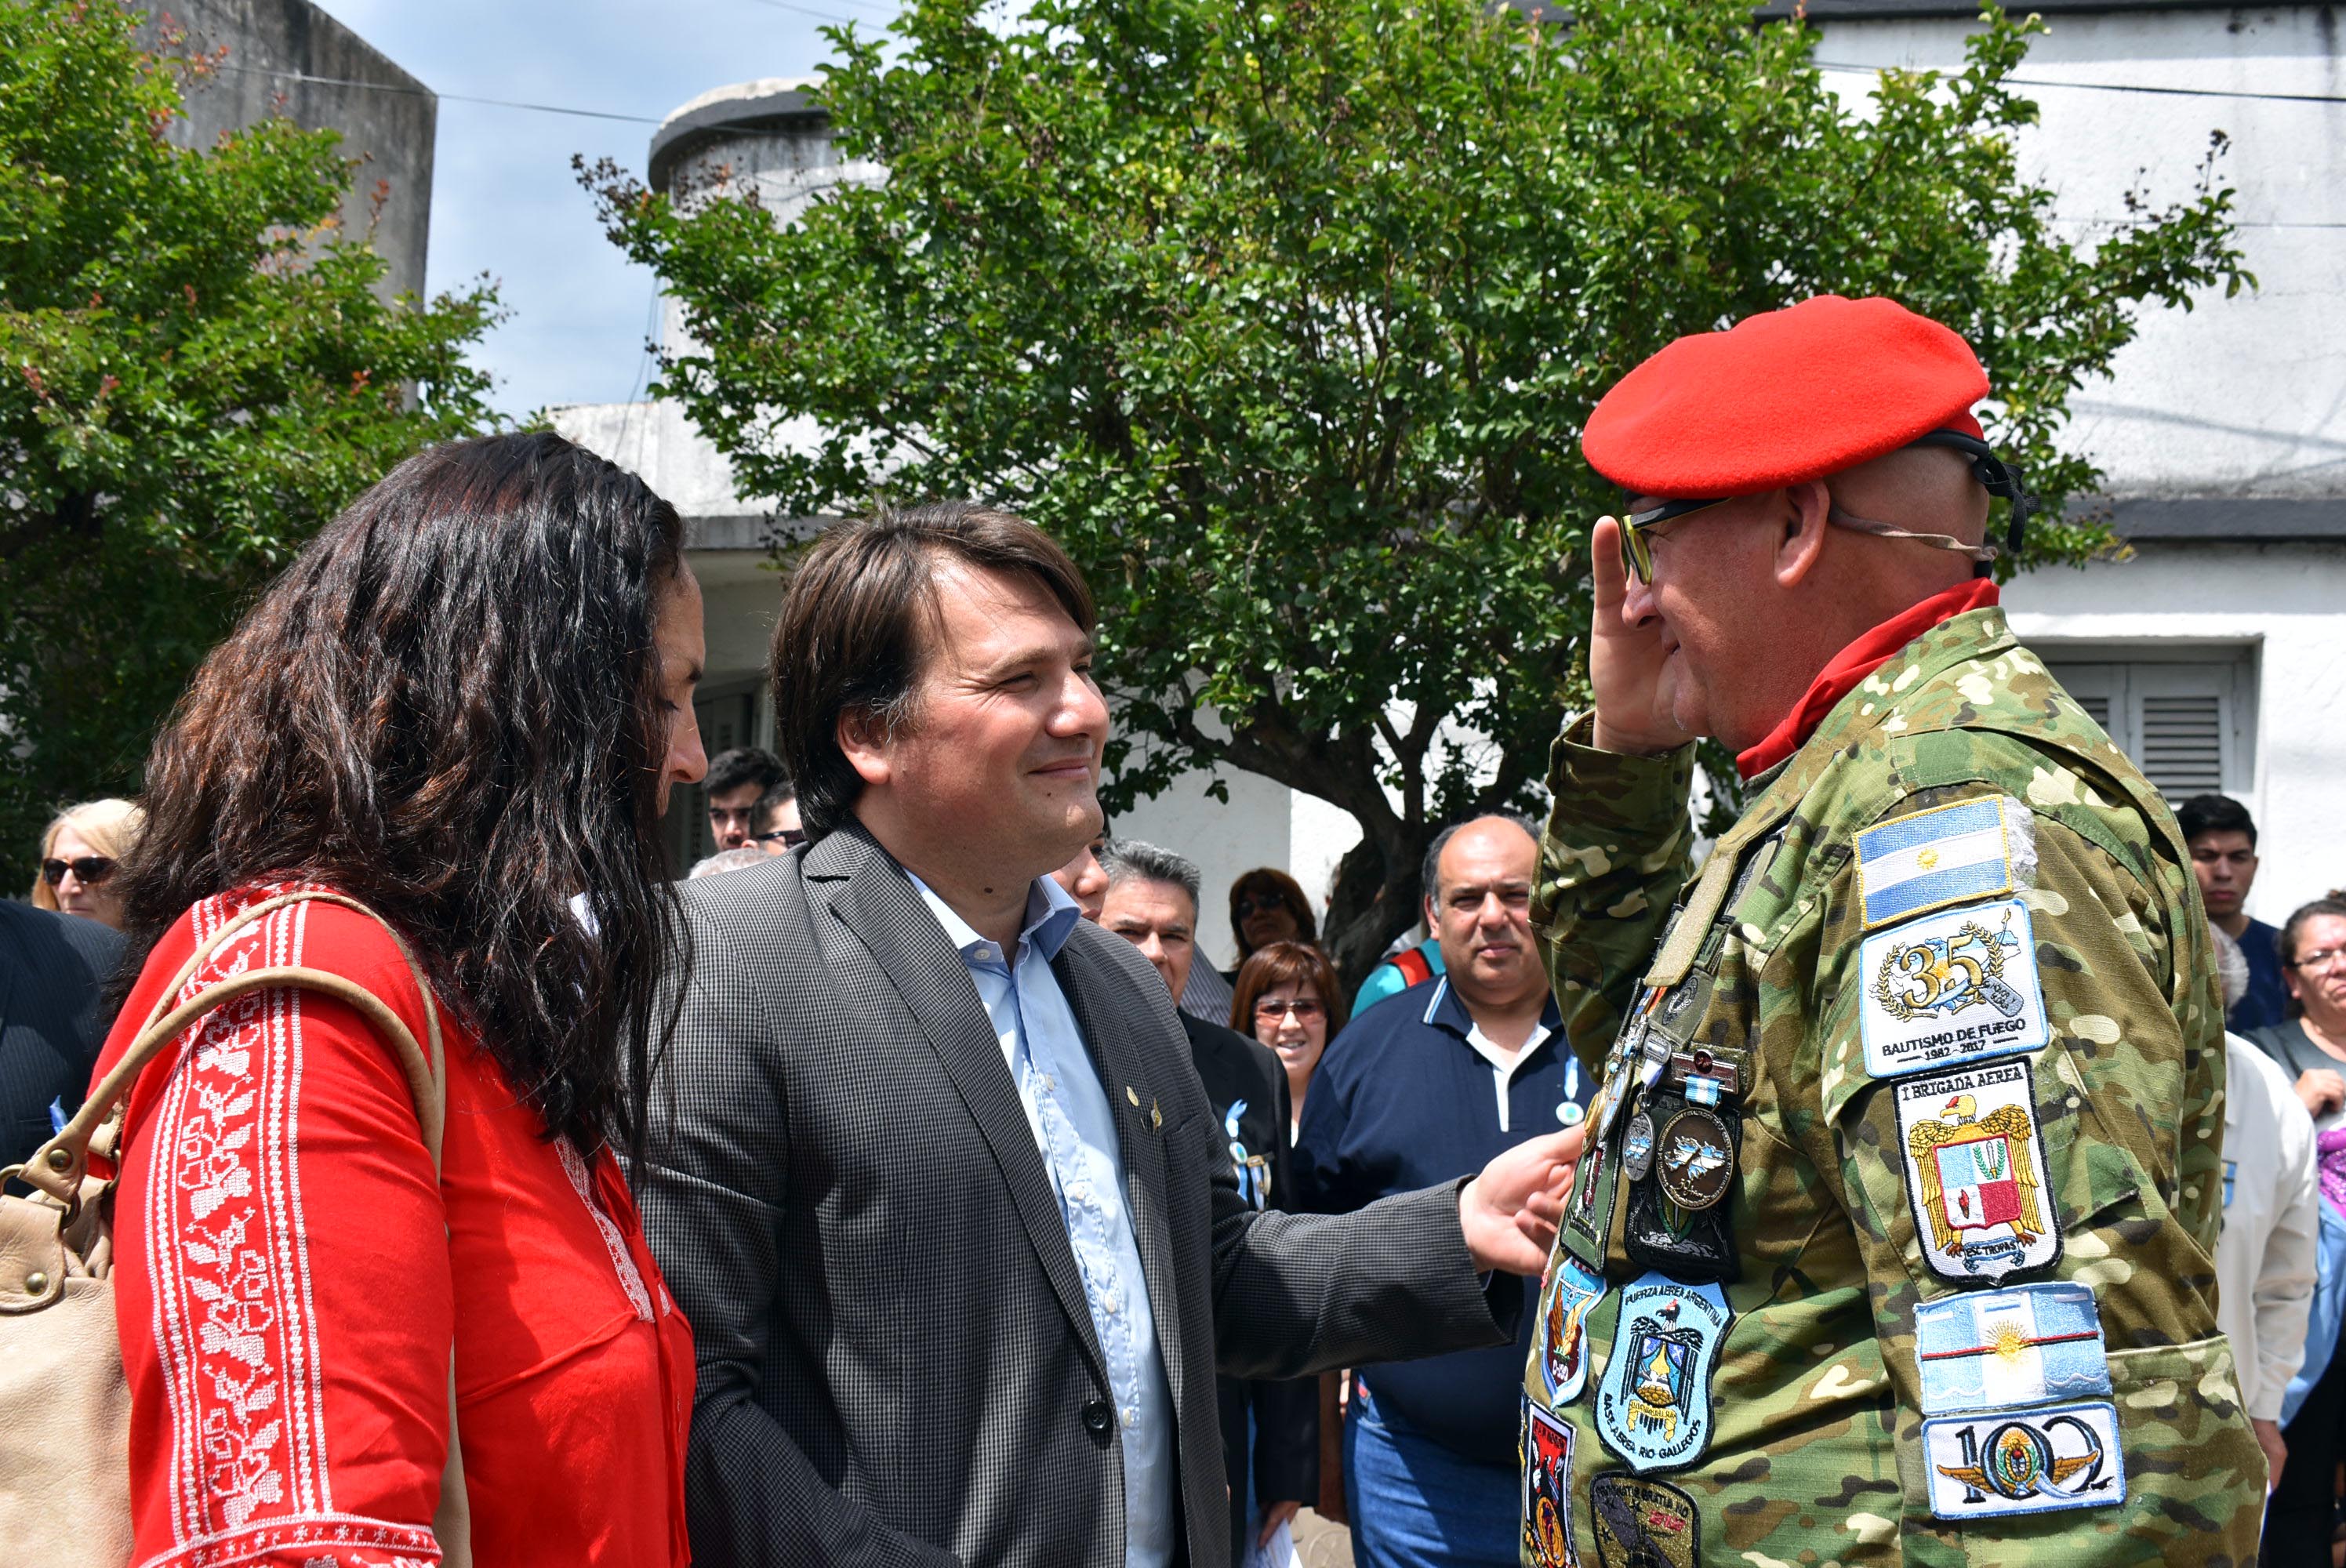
1150, 1099, 1163, 1131
1126, 1086, 1140, 1108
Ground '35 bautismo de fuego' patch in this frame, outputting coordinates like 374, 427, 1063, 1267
1858, 897, 2048, 1079
1895, 1057, 2059, 1283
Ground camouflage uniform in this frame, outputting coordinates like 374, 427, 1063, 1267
1519, 604, 2262, 1566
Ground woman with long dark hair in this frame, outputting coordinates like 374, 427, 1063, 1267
91, 433, 706, 1566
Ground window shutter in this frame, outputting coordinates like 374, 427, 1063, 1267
2135, 692, 2226, 798
2075, 693, 2112, 729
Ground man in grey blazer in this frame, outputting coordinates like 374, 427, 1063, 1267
643, 503, 1581, 1568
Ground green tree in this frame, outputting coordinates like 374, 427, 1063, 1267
1, 0, 499, 877
583, 0, 2246, 983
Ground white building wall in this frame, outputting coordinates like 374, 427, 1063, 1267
2006, 541, 2346, 924
1816, 6, 2346, 500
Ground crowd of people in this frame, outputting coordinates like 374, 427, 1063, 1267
5, 297, 2346, 1568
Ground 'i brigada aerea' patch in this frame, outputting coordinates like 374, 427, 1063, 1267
1858, 897, 2048, 1079
1895, 1058, 2061, 1283
1855, 797, 2017, 930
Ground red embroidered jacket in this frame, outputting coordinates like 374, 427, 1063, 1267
91, 884, 694, 1567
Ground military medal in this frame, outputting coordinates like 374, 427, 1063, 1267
1622, 1091, 1741, 1283
1654, 1108, 1734, 1212
1593, 1272, 1731, 1474
1622, 1112, 1657, 1183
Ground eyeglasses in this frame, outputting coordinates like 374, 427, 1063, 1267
41, 856, 117, 887
1614, 430, 2031, 586
753, 826, 808, 848
1233, 894, 1291, 919
2292, 946, 2346, 973
1254, 998, 1326, 1022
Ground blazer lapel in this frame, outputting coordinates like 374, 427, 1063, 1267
813, 828, 1109, 1381
1053, 937, 1185, 1418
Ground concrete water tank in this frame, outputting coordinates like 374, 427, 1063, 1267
645, 78, 888, 358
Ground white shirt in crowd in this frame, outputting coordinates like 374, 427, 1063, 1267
2218, 1032, 2322, 1423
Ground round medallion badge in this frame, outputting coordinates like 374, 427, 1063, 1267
1654, 1105, 1735, 1211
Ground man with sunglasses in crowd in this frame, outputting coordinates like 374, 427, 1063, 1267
1519, 296, 2261, 1566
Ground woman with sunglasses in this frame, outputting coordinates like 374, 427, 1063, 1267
1233, 939, 1349, 1134
1226, 866, 1321, 981
85, 433, 706, 1566
31, 797, 144, 929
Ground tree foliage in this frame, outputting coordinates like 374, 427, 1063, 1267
0, 0, 499, 876
585, 0, 2247, 982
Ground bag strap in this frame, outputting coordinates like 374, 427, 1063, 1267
15, 888, 472, 1563
21, 891, 445, 1200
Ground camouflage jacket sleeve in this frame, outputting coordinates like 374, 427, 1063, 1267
1531, 713, 1699, 1073
1776, 742, 2253, 1562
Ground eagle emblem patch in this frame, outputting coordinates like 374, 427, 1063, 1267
1858, 898, 2048, 1079
1895, 1058, 2060, 1283
1539, 1254, 1607, 1406
1593, 1273, 1730, 1474
1922, 1400, 2126, 1519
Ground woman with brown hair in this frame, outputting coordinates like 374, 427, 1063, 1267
1226, 866, 1320, 977
87, 432, 706, 1566
1232, 938, 1349, 1141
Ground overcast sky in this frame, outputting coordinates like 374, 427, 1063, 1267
317, 0, 891, 419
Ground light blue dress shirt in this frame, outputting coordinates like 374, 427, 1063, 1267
910, 873, 1176, 1568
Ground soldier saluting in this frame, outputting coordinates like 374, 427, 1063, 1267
1520, 296, 2261, 1566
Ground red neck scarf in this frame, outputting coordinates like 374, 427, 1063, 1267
1734, 578, 2001, 780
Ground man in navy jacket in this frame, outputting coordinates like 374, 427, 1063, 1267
1295, 815, 1594, 1568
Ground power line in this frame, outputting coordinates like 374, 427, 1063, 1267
737, 0, 884, 23
1814, 60, 2346, 108
212, 63, 664, 123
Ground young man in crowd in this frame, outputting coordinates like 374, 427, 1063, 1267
2181, 793, 2290, 1031
703, 745, 787, 851
1294, 815, 1594, 1568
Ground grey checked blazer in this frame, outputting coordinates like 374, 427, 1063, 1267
641, 824, 1515, 1568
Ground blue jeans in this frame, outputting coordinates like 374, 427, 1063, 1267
1343, 1376, 1520, 1568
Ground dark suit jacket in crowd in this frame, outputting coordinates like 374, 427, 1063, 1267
0, 901, 124, 1168
641, 825, 1513, 1568
1178, 1010, 1317, 1565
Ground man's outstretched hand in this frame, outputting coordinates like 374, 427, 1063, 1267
1459, 1125, 1583, 1276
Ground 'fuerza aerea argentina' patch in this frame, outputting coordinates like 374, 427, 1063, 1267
1854, 797, 2016, 929
1858, 897, 2047, 1079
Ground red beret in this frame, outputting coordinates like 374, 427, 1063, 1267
1582, 296, 1989, 499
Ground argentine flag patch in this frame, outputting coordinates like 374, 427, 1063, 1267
1855, 798, 2016, 930
1916, 1282, 2111, 1415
